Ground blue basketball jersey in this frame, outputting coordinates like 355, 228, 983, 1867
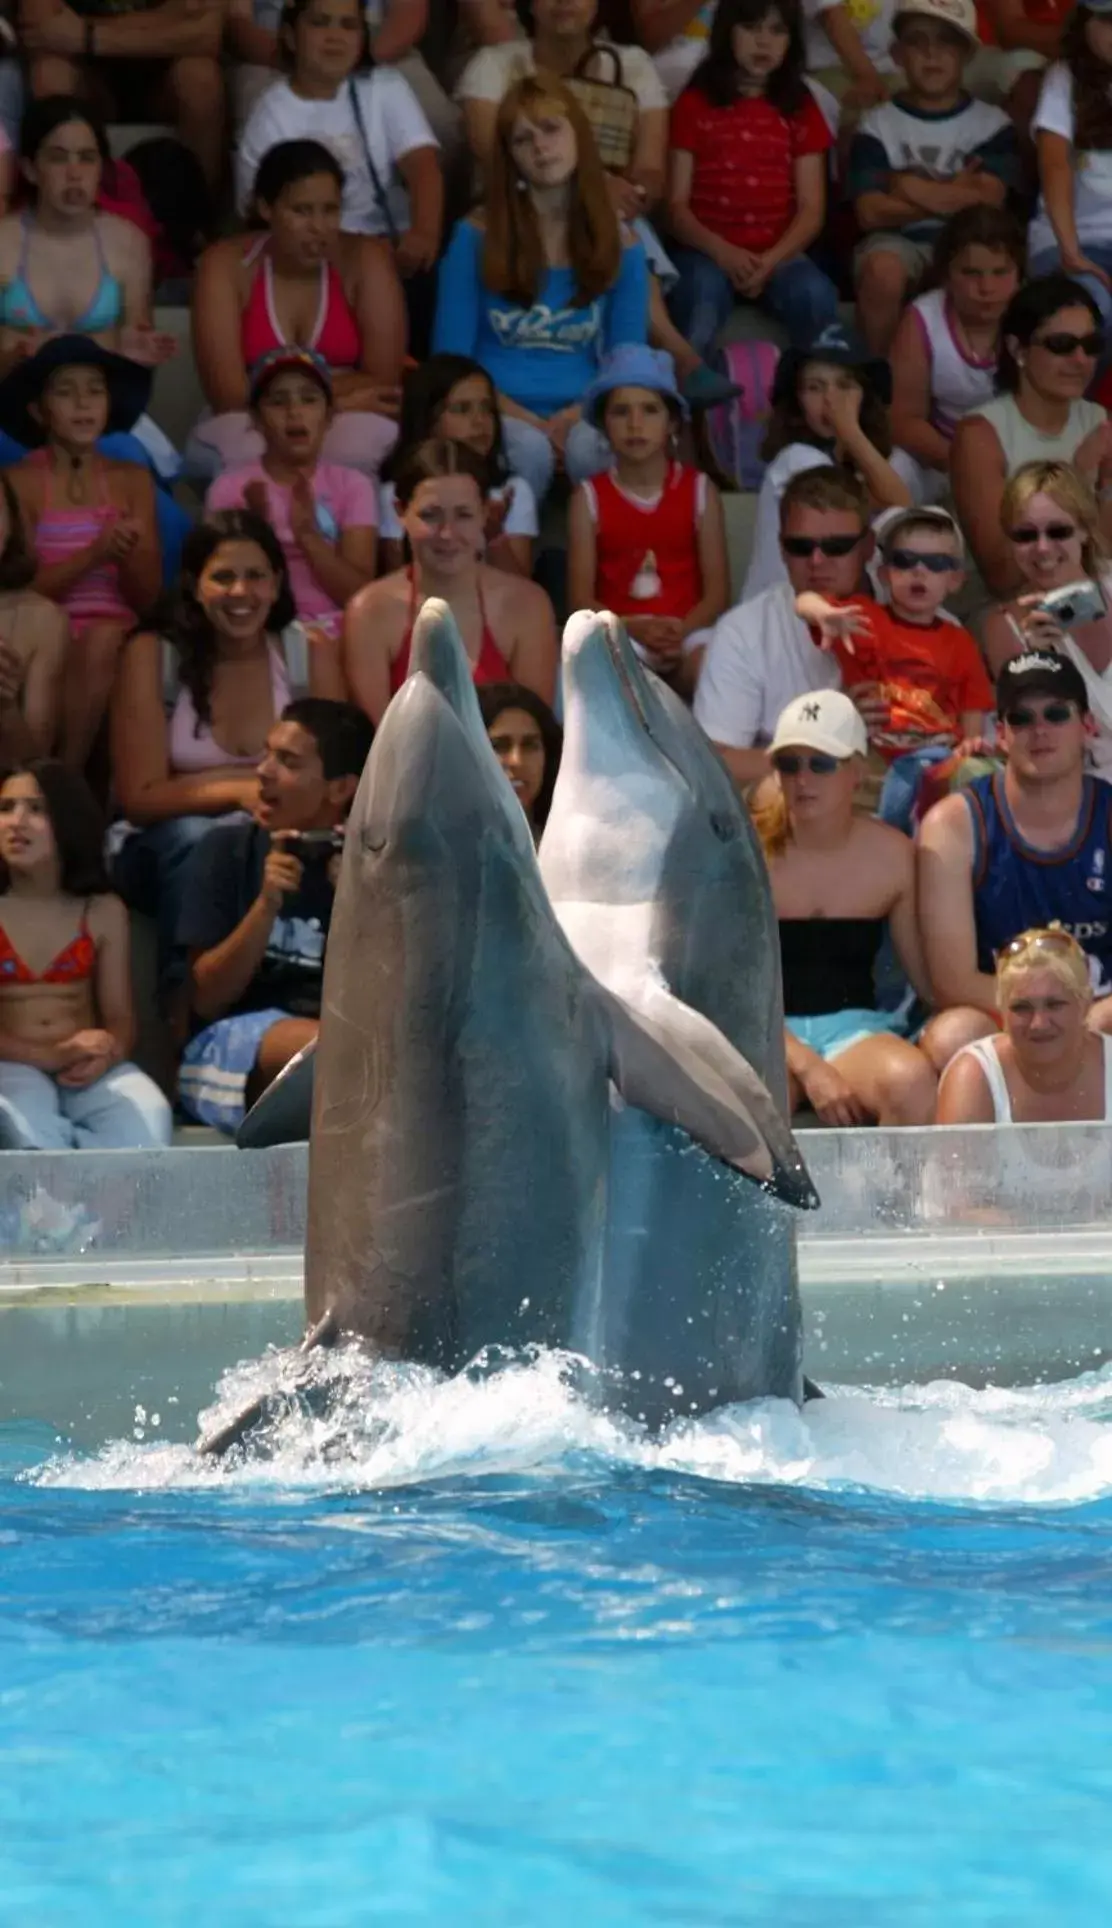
966, 773, 1112, 994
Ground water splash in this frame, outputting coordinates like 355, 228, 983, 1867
28, 1345, 1112, 1508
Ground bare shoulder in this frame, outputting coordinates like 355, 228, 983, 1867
347, 570, 407, 631
936, 1046, 993, 1124
917, 787, 974, 855
854, 813, 915, 881
485, 566, 551, 620
86, 891, 129, 943
99, 212, 150, 263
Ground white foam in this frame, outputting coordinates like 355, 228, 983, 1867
29, 1348, 1112, 1508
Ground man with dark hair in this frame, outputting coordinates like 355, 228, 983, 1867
918, 649, 1112, 1069
694, 468, 873, 788
176, 698, 373, 1133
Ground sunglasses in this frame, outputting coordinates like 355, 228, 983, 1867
1003, 701, 1077, 727
884, 548, 960, 573
995, 925, 1084, 965
1007, 522, 1078, 545
771, 751, 841, 775
1032, 331, 1103, 358
782, 535, 862, 559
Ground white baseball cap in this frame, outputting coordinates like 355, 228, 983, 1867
769, 690, 869, 761
894, 0, 979, 43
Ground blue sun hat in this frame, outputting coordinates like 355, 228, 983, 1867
582, 345, 690, 428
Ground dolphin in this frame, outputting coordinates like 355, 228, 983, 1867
538, 609, 810, 1422
232, 601, 813, 1391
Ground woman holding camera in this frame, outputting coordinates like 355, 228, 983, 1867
983, 459, 1112, 777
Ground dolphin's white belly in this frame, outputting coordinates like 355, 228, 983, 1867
553, 898, 661, 1010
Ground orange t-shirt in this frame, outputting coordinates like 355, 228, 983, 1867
824, 599, 994, 764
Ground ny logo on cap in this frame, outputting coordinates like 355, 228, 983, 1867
802, 702, 821, 720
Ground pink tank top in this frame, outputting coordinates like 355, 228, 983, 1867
29, 452, 134, 634
240, 237, 362, 372
168, 642, 292, 773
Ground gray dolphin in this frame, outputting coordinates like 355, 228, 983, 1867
538, 609, 810, 1422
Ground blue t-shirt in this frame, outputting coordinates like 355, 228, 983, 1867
966, 772, 1112, 993
432, 218, 649, 417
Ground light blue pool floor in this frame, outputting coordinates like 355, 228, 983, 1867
3, 1359, 1112, 1926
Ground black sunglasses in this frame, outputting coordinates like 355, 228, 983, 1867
1007, 522, 1078, 545
1032, 331, 1103, 358
885, 547, 960, 573
1003, 701, 1077, 727
782, 535, 862, 559
772, 751, 841, 775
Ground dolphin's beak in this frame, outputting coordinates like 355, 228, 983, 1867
768, 1142, 820, 1212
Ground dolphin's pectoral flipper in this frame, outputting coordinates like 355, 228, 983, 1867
236, 1037, 317, 1148
640, 985, 817, 1209
596, 985, 818, 1211
194, 1308, 339, 1457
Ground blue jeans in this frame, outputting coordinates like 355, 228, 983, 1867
1028, 243, 1112, 329
501, 415, 613, 508
668, 247, 839, 359
112, 814, 243, 992
0, 1061, 173, 1150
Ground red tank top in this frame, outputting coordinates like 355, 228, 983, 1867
390, 572, 511, 694
240, 240, 362, 372
592, 464, 703, 621
0, 904, 96, 985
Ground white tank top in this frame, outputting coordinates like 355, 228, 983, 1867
911, 288, 997, 440
956, 1033, 1112, 1122
971, 394, 1107, 478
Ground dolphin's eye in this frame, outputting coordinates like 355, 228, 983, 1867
362, 828, 387, 854
709, 813, 737, 844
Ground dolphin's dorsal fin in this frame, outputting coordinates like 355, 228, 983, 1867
593, 984, 818, 1211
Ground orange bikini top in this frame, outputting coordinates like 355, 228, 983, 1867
0, 905, 96, 985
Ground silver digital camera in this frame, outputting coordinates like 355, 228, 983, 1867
1038, 579, 1107, 630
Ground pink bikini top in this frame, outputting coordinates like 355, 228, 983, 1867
168, 644, 292, 774
240, 237, 361, 372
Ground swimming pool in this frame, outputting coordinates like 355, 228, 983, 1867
3, 1128, 1112, 1924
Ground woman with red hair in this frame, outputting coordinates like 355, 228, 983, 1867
432, 73, 649, 505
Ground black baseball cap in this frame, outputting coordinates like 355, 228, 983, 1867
996, 649, 1089, 715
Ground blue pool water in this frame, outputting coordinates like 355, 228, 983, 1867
3, 1352, 1112, 1925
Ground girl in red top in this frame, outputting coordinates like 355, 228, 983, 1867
568, 345, 728, 697
665, 0, 838, 358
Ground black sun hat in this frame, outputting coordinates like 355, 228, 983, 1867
771, 322, 892, 410
0, 334, 153, 449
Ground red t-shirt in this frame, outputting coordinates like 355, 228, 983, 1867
669, 86, 832, 254
824, 599, 994, 763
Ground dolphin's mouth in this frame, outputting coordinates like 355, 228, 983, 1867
602, 618, 687, 785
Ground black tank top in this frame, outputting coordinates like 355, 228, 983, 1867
778, 918, 886, 1016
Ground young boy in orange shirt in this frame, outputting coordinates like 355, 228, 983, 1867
795, 504, 993, 827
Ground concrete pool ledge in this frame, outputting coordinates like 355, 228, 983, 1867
1, 1125, 1111, 1389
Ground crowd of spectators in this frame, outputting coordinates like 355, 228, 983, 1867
2, 0, 1112, 1146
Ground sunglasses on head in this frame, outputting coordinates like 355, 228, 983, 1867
995, 925, 1084, 966
1007, 521, 1078, 545
782, 534, 862, 559
1032, 330, 1103, 358
1003, 700, 1077, 727
884, 547, 960, 573
772, 750, 841, 775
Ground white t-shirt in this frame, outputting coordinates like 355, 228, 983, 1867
743, 445, 832, 601
456, 37, 667, 114
1029, 62, 1112, 256
377, 473, 539, 542
236, 70, 437, 234
803, 0, 898, 75
693, 581, 842, 749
